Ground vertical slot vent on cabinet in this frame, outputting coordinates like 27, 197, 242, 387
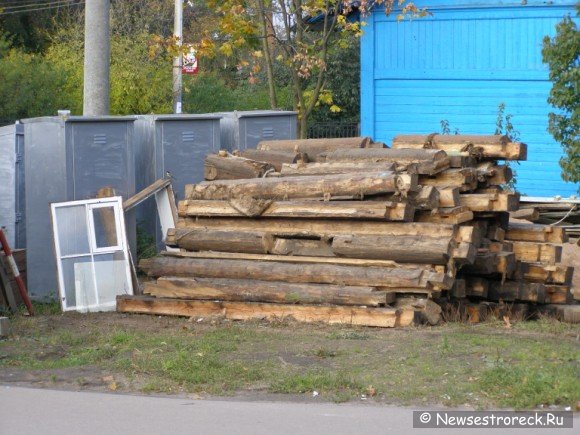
182, 131, 195, 142
94, 134, 107, 145
262, 127, 274, 138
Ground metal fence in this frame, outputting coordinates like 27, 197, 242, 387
307, 122, 360, 139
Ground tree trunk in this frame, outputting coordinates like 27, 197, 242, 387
256, 0, 277, 109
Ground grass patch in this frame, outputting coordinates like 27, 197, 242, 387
270, 369, 365, 396
479, 364, 579, 409
0, 312, 578, 408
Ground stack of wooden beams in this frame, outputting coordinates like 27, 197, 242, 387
513, 197, 579, 238
117, 134, 577, 326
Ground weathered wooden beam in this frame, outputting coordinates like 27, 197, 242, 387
437, 187, 461, 207
116, 295, 413, 328
160, 250, 441, 270
505, 223, 568, 244
480, 164, 513, 186
544, 285, 573, 305
139, 256, 452, 289
509, 208, 540, 222
270, 238, 334, 257
511, 241, 562, 264
323, 148, 450, 175
487, 281, 546, 303
460, 193, 520, 212
170, 228, 274, 254
144, 277, 394, 306
460, 251, 516, 277
178, 199, 415, 221
419, 168, 478, 192
465, 277, 489, 298
176, 218, 472, 242
416, 207, 474, 224
331, 234, 454, 264
279, 161, 395, 176
204, 154, 275, 180
450, 279, 467, 298
185, 171, 417, 200
234, 149, 308, 172
522, 263, 574, 285
393, 297, 442, 325
257, 137, 378, 161
392, 134, 527, 160
371, 186, 439, 211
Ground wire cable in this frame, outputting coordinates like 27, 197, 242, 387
0, 0, 83, 15
0, 0, 75, 10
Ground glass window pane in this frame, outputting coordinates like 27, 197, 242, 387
93, 253, 130, 311
92, 206, 118, 248
60, 256, 93, 310
55, 205, 90, 256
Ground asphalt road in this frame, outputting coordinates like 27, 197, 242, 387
0, 386, 576, 434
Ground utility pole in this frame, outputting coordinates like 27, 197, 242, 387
173, 0, 183, 114
83, 0, 110, 116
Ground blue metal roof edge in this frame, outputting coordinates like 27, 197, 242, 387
370, 0, 576, 12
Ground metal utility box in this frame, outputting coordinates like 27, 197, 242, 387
218, 110, 298, 151
0, 123, 24, 249
134, 114, 221, 247
21, 116, 137, 301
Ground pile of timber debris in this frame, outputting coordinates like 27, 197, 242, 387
117, 135, 578, 327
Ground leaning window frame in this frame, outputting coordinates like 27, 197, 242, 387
51, 197, 133, 312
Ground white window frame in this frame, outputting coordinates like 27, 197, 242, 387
87, 202, 124, 253
51, 197, 133, 312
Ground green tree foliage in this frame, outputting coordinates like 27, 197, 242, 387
0, 0, 287, 124
309, 35, 360, 124
196, 0, 428, 137
542, 12, 580, 184
0, 35, 73, 123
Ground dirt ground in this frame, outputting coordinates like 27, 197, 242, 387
0, 308, 578, 410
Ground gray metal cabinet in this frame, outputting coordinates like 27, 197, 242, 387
219, 110, 297, 151
134, 114, 221, 247
0, 123, 24, 248
21, 116, 136, 301
154, 115, 221, 199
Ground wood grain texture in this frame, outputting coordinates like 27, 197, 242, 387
117, 295, 413, 328
139, 256, 451, 289
185, 171, 417, 200
144, 277, 393, 306
178, 199, 415, 221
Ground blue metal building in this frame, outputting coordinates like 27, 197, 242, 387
361, 0, 578, 197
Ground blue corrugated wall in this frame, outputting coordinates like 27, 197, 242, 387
361, 0, 578, 197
